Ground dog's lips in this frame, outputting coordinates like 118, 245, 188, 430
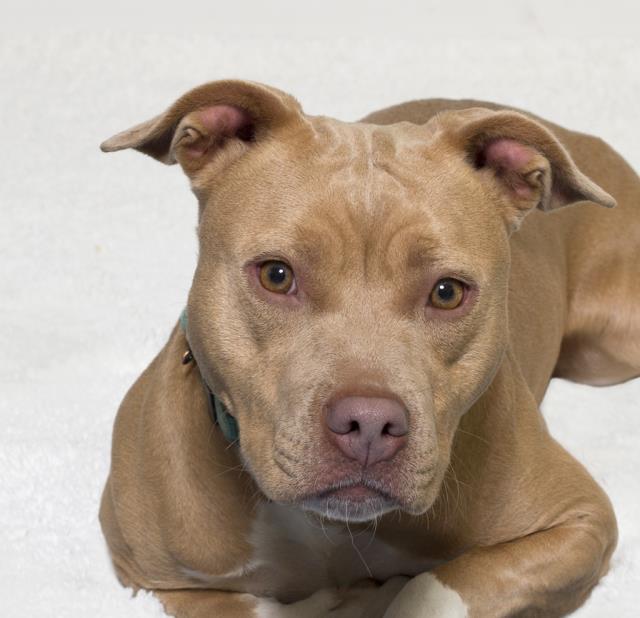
324, 485, 380, 502
319, 483, 386, 502
296, 478, 405, 522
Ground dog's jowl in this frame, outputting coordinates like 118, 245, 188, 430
99, 80, 639, 617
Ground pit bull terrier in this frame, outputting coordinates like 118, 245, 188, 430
99, 80, 640, 617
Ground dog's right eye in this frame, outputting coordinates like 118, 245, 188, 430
429, 278, 466, 310
258, 261, 296, 294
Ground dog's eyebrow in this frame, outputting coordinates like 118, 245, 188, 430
405, 240, 450, 270
395, 230, 435, 258
404, 241, 480, 282
378, 223, 446, 272
291, 214, 355, 269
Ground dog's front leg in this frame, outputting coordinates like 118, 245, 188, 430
383, 481, 616, 617
156, 587, 343, 618
384, 513, 614, 617
328, 576, 410, 618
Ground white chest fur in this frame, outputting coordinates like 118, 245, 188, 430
222, 503, 438, 602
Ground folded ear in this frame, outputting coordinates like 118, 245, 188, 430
441, 108, 616, 229
100, 80, 305, 178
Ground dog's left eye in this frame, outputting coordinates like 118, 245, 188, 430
258, 260, 295, 294
429, 278, 466, 310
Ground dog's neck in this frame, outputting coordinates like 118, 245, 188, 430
179, 309, 239, 443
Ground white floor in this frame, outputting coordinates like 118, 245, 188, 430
1, 21, 638, 618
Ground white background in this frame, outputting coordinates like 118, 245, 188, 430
1, 1, 639, 616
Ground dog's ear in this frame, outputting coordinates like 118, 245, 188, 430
100, 80, 305, 179
441, 108, 616, 229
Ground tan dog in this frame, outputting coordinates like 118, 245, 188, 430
99, 80, 639, 617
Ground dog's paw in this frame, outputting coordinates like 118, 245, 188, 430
256, 588, 341, 617
383, 573, 468, 618
255, 576, 411, 618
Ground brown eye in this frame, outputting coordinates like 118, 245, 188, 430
258, 261, 295, 294
429, 278, 465, 310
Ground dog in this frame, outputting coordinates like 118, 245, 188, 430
99, 80, 639, 617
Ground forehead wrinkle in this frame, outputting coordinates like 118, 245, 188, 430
309, 117, 366, 169
300, 123, 378, 282
292, 208, 350, 270
331, 126, 375, 213
379, 213, 442, 280
296, 119, 453, 286
364, 126, 374, 214
343, 125, 419, 281
311, 120, 394, 204
364, 137, 431, 281
309, 119, 423, 213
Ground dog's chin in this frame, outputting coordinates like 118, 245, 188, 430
299, 481, 401, 522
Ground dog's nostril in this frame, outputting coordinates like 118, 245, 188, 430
325, 395, 409, 466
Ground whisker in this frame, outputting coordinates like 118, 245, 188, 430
362, 515, 379, 551
209, 463, 246, 479
225, 437, 240, 451
456, 427, 490, 447
346, 507, 373, 579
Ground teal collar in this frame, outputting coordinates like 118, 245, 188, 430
179, 309, 239, 443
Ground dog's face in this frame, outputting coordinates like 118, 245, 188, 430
103, 81, 613, 522
187, 119, 512, 521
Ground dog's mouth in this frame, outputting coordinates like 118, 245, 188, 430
299, 478, 401, 522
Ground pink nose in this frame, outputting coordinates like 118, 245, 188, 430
326, 396, 409, 466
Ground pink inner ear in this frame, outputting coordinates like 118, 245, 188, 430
482, 138, 534, 170
181, 105, 255, 159
480, 138, 537, 199
196, 105, 254, 140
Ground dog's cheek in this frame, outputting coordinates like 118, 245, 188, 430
429, 295, 508, 419
237, 411, 309, 503
236, 427, 283, 500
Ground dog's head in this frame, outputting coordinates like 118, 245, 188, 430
103, 80, 614, 522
